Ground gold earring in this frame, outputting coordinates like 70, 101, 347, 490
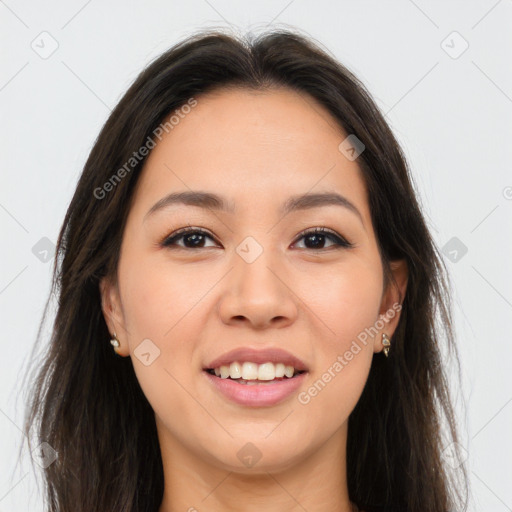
381, 333, 391, 357
110, 332, 120, 353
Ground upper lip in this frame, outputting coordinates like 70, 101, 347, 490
204, 347, 309, 372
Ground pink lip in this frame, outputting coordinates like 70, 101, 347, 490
203, 371, 307, 407
204, 347, 308, 372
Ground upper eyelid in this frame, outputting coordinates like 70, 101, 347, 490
166, 226, 216, 240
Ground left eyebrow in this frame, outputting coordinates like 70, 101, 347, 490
281, 192, 364, 225
144, 190, 364, 226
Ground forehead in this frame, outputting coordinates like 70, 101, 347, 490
131, 87, 370, 222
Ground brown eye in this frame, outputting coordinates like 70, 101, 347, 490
162, 228, 218, 249
293, 227, 353, 250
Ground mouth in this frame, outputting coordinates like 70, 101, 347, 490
202, 348, 309, 406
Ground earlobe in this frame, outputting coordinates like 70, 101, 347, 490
375, 258, 408, 354
99, 276, 127, 356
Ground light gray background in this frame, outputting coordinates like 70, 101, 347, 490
1, 1, 511, 510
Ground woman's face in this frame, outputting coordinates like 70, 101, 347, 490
101, 87, 406, 474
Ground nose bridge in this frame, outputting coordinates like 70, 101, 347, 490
217, 235, 298, 327
233, 237, 284, 301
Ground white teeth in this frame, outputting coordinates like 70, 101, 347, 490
241, 362, 259, 380
258, 362, 275, 381
229, 361, 242, 379
275, 363, 285, 378
210, 361, 302, 381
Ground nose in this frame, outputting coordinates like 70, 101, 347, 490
217, 252, 299, 330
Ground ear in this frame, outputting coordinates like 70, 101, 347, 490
99, 276, 129, 357
374, 258, 408, 354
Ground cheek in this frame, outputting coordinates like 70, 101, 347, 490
118, 247, 218, 393
297, 284, 380, 431
295, 261, 382, 414
117, 251, 208, 426
302, 258, 383, 343
119, 249, 210, 340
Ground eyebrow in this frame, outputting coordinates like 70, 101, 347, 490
144, 190, 364, 224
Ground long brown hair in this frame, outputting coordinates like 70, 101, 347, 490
21, 28, 469, 512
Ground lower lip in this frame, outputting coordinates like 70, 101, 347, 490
203, 371, 307, 407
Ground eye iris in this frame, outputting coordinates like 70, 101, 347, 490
304, 233, 326, 249
183, 233, 206, 248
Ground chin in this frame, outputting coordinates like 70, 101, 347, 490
206, 443, 305, 475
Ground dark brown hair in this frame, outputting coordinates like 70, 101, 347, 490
21, 28, 469, 512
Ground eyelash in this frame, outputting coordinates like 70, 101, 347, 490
160, 226, 354, 251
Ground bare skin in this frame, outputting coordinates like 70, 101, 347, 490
100, 87, 407, 512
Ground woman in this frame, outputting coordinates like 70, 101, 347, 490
23, 28, 469, 511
